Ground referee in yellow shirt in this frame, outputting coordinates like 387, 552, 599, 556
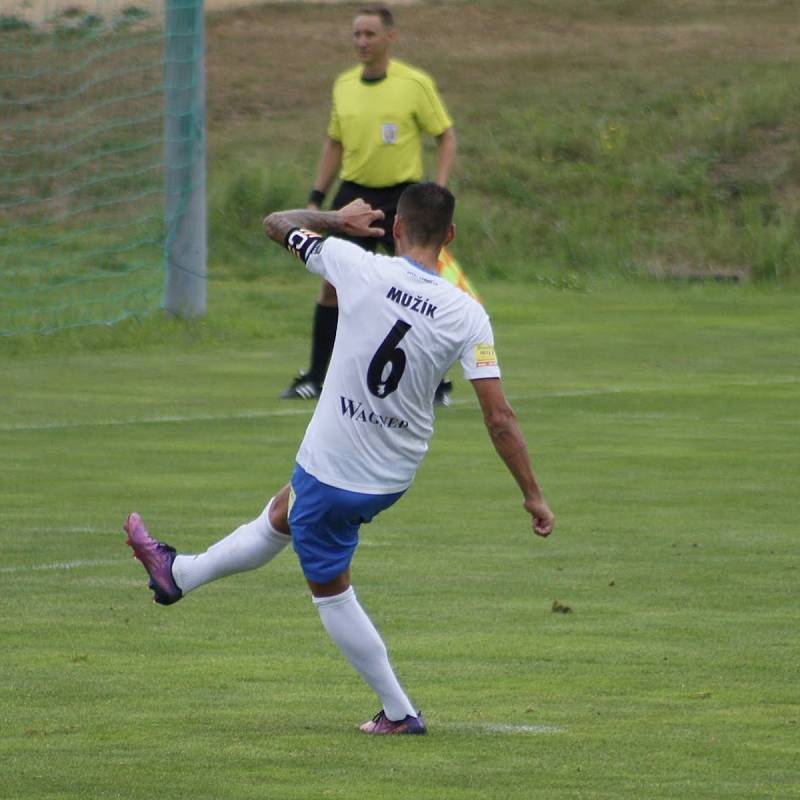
280, 3, 457, 402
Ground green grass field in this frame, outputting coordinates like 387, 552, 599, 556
2, 279, 799, 799
3, 0, 800, 796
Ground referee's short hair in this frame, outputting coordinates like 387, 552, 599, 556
357, 4, 394, 29
397, 182, 455, 249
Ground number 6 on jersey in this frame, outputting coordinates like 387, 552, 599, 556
367, 320, 412, 398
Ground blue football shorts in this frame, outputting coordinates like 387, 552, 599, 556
288, 463, 405, 584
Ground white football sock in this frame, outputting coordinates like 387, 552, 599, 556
314, 586, 416, 721
172, 497, 290, 594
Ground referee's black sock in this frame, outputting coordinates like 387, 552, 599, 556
309, 303, 338, 385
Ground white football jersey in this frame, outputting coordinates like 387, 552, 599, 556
286, 231, 502, 494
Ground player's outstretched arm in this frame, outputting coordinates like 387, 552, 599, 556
471, 377, 555, 537
263, 200, 385, 245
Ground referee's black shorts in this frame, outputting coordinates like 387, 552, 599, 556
331, 180, 414, 255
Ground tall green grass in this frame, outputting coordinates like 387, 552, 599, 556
208, 160, 306, 281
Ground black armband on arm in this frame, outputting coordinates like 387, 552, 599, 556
284, 227, 325, 263
308, 189, 326, 206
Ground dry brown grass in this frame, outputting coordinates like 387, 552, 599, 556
205, 1, 800, 130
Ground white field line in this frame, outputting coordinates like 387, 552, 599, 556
484, 723, 565, 734
439, 722, 566, 735
0, 406, 312, 432
2, 375, 799, 433
0, 557, 120, 574
3, 526, 102, 534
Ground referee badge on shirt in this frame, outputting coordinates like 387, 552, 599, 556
381, 123, 398, 144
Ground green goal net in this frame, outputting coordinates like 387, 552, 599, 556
0, 0, 205, 336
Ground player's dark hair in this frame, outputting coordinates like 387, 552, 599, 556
397, 182, 455, 249
357, 3, 394, 29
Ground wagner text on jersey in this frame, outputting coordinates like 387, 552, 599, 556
339, 396, 410, 430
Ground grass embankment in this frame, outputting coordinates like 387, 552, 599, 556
207, 0, 800, 283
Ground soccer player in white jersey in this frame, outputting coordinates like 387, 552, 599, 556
125, 183, 555, 736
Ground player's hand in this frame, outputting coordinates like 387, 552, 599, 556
336, 199, 385, 238
524, 496, 555, 538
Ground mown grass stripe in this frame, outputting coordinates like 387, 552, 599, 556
2, 377, 797, 433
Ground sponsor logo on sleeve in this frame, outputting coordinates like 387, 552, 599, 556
286, 228, 325, 263
474, 343, 497, 367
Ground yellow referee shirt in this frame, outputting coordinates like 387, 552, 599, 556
327, 59, 453, 188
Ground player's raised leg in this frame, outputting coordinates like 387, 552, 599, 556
126, 486, 292, 604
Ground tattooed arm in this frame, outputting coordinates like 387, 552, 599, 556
263, 199, 385, 245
